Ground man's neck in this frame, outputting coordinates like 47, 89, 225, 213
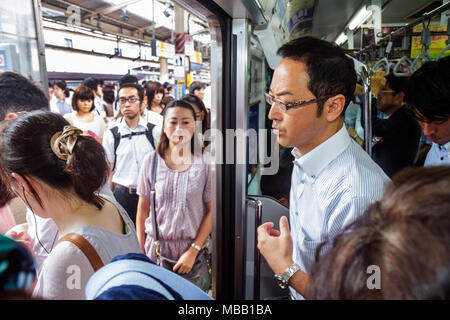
296, 120, 344, 156
384, 103, 405, 116
125, 115, 140, 129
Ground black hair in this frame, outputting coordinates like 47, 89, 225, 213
72, 85, 95, 112
181, 94, 209, 133
54, 80, 70, 97
189, 81, 205, 95
276, 36, 357, 117
120, 74, 138, 85
0, 72, 49, 120
156, 100, 201, 157
119, 83, 144, 102
385, 74, 409, 94
83, 77, 99, 92
102, 84, 116, 104
406, 56, 450, 123
0, 110, 108, 210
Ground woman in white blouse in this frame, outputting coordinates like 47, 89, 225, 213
64, 85, 106, 144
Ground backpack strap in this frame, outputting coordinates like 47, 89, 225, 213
58, 233, 104, 272
146, 122, 156, 149
109, 123, 156, 172
110, 126, 121, 172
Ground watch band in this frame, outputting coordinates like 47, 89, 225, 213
191, 243, 201, 251
274, 262, 300, 289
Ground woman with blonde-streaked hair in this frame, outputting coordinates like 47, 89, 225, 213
0, 110, 141, 299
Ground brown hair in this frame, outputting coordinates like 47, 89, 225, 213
307, 166, 450, 300
0, 110, 108, 209
71, 85, 95, 112
0, 160, 13, 207
146, 81, 165, 108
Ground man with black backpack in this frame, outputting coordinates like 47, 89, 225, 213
102, 83, 161, 224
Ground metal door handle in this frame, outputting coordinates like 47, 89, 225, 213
247, 197, 262, 299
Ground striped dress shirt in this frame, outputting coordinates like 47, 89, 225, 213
289, 125, 390, 299
424, 142, 450, 167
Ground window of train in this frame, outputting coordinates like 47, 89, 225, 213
0, 0, 42, 85
246, 38, 291, 208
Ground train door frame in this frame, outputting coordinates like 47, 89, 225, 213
171, 0, 234, 299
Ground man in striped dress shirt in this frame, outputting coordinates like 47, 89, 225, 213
405, 56, 450, 167
257, 37, 390, 300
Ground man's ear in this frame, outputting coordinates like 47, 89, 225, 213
4, 112, 19, 120
395, 92, 405, 104
324, 94, 346, 122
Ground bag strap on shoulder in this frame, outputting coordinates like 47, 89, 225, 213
110, 126, 121, 171
58, 233, 104, 272
146, 122, 156, 149
150, 153, 159, 242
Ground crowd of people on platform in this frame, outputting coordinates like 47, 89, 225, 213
0, 36, 449, 301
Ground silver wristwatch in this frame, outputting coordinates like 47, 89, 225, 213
274, 263, 300, 289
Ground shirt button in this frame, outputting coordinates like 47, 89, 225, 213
311, 175, 316, 179
295, 211, 299, 216
300, 179, 305, 184
441, 157, 444, 161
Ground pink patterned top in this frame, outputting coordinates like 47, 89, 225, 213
137, 150, 211, 261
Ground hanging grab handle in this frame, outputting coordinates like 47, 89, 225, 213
372, 57, 390, 75
393, 56, 414, 77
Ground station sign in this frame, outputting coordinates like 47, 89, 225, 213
188, 50, 202, 64
156, 41, 175, 59
185, 34, 195, 55
174, 54, 186, 79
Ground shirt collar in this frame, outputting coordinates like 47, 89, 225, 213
291, 125, 351, 177
118, 115, 147, 132
441, 141, 450, 153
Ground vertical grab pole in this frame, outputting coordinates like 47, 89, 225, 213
361, 66, 372, 156
253, 199, 262, 300
247, 197, 262, 299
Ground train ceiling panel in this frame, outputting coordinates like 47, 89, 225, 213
41, 0, 174, 42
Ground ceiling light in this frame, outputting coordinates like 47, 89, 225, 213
348, 6, 373, 31
335, 32, 348, 45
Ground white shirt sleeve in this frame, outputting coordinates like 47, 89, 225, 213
102, 129, 115, 164
97, 116, 107, 140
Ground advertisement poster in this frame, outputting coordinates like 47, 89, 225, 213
0, 50, 8, 73
411, 22, 449, 59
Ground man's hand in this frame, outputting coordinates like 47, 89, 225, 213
371, 70, 387, 96
257, 216, 294, 275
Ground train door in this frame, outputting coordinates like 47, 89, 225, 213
174, 0, 288, 299
0, 0, 48, 91
231, 19, 291, 301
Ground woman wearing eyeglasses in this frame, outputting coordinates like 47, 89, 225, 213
63, 85, 107, 144
0, 110, 141, 299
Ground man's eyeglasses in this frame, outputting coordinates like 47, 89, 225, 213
264, 92, 329, 112
378, 90, 396, 95
118, 96, 140, 106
